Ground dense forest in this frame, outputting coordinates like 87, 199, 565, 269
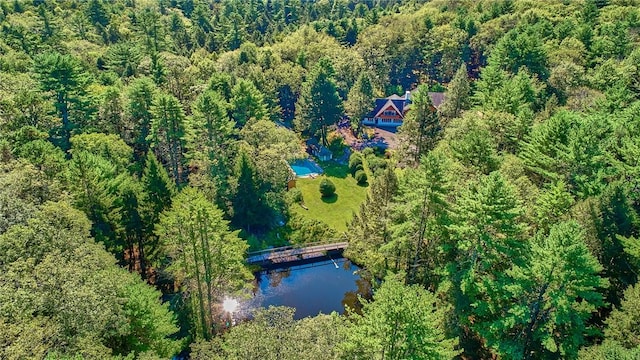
2, 0, 640, 359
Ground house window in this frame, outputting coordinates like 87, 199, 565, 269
383, 110, 396, 116
382, 118, 392, 123
394, 119, 402, 123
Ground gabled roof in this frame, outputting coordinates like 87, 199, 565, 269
373, 99, 403, 118
386, 94, 404, 100
365, 91, 445, 119
367, 96, 408, 119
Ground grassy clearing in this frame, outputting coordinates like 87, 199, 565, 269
290, 161, 368, 233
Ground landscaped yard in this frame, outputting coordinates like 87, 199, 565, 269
290, 162, 368, 233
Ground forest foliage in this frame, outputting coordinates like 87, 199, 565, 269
1, 0, 640, 359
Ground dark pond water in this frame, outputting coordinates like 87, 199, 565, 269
243, 258, 371, 319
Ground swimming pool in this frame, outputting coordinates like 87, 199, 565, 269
289, 159, 322, 177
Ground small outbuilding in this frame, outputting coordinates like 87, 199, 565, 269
314, 145, 333, 161
306, 138, 333, 161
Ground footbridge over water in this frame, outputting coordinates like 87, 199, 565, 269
247, 241, 349, 269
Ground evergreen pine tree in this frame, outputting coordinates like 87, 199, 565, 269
294, 57, 343, 146
397, 84, 441, 165
33, 52, 90, 151
343, 274, 460, 360
156, 187, 251, 340
520, 111, 577, 186
473, 64, 506, 107
188, 89, 235, 206
231, 147, 270, 232
440, 63, 470, 120
68, 151, 124, 256
388, 153, 449, 285
533, 181, 575, 234
449, 172, 527, 336
605, 282, 640, 349
230, 79, 268, 127
476, 222, 606, 359
149, 93, 189, 184
140, 151, 176, 273
347, 165, 399, 278
127, 77, 157, 158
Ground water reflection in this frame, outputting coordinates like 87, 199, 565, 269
341, 277, 373, 315
248, 258, 371, 319
267, 268, 291, 288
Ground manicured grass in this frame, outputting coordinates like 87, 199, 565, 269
290, 161, 368, 233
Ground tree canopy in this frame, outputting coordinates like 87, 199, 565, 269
2, 0, 640, 358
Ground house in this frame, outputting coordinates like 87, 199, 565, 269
362, 90, 445, 128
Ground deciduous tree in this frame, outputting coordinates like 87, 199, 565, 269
344, 72, 374, 137
0, 202, 181, 359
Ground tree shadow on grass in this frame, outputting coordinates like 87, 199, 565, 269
321, 194, 338, 204
320, 162, 349, 179
356, 181, 370, 187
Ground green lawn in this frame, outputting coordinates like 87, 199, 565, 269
290, 162, 368, 233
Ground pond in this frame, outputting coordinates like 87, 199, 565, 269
240, 258, 371, 319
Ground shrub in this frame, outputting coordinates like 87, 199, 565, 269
319, 178, 336, 197
367, 157, 387, 174
355, 170, 368, 184
287, 213, 337, 244
349, 153, 363, 175
327, 132, 346, 155
362, 147, 375, 157
285, 187, 303, 204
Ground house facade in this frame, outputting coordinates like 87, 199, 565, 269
362, 90, 445, 128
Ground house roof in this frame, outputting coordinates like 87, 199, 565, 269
365, 90, 445, 119
373, 98, 404, 118
306, 138, 319, 147
386, 94, 404, 100
428, 92, 445, 108
367, 97, 408, 119
316, 145, 332, 157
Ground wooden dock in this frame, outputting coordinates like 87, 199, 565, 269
247, 242, 349, 268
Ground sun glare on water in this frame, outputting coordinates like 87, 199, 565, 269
222, 298, 239, 313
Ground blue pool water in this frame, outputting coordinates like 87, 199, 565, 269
290, 160, 321, 177
290, 164, 314, 176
